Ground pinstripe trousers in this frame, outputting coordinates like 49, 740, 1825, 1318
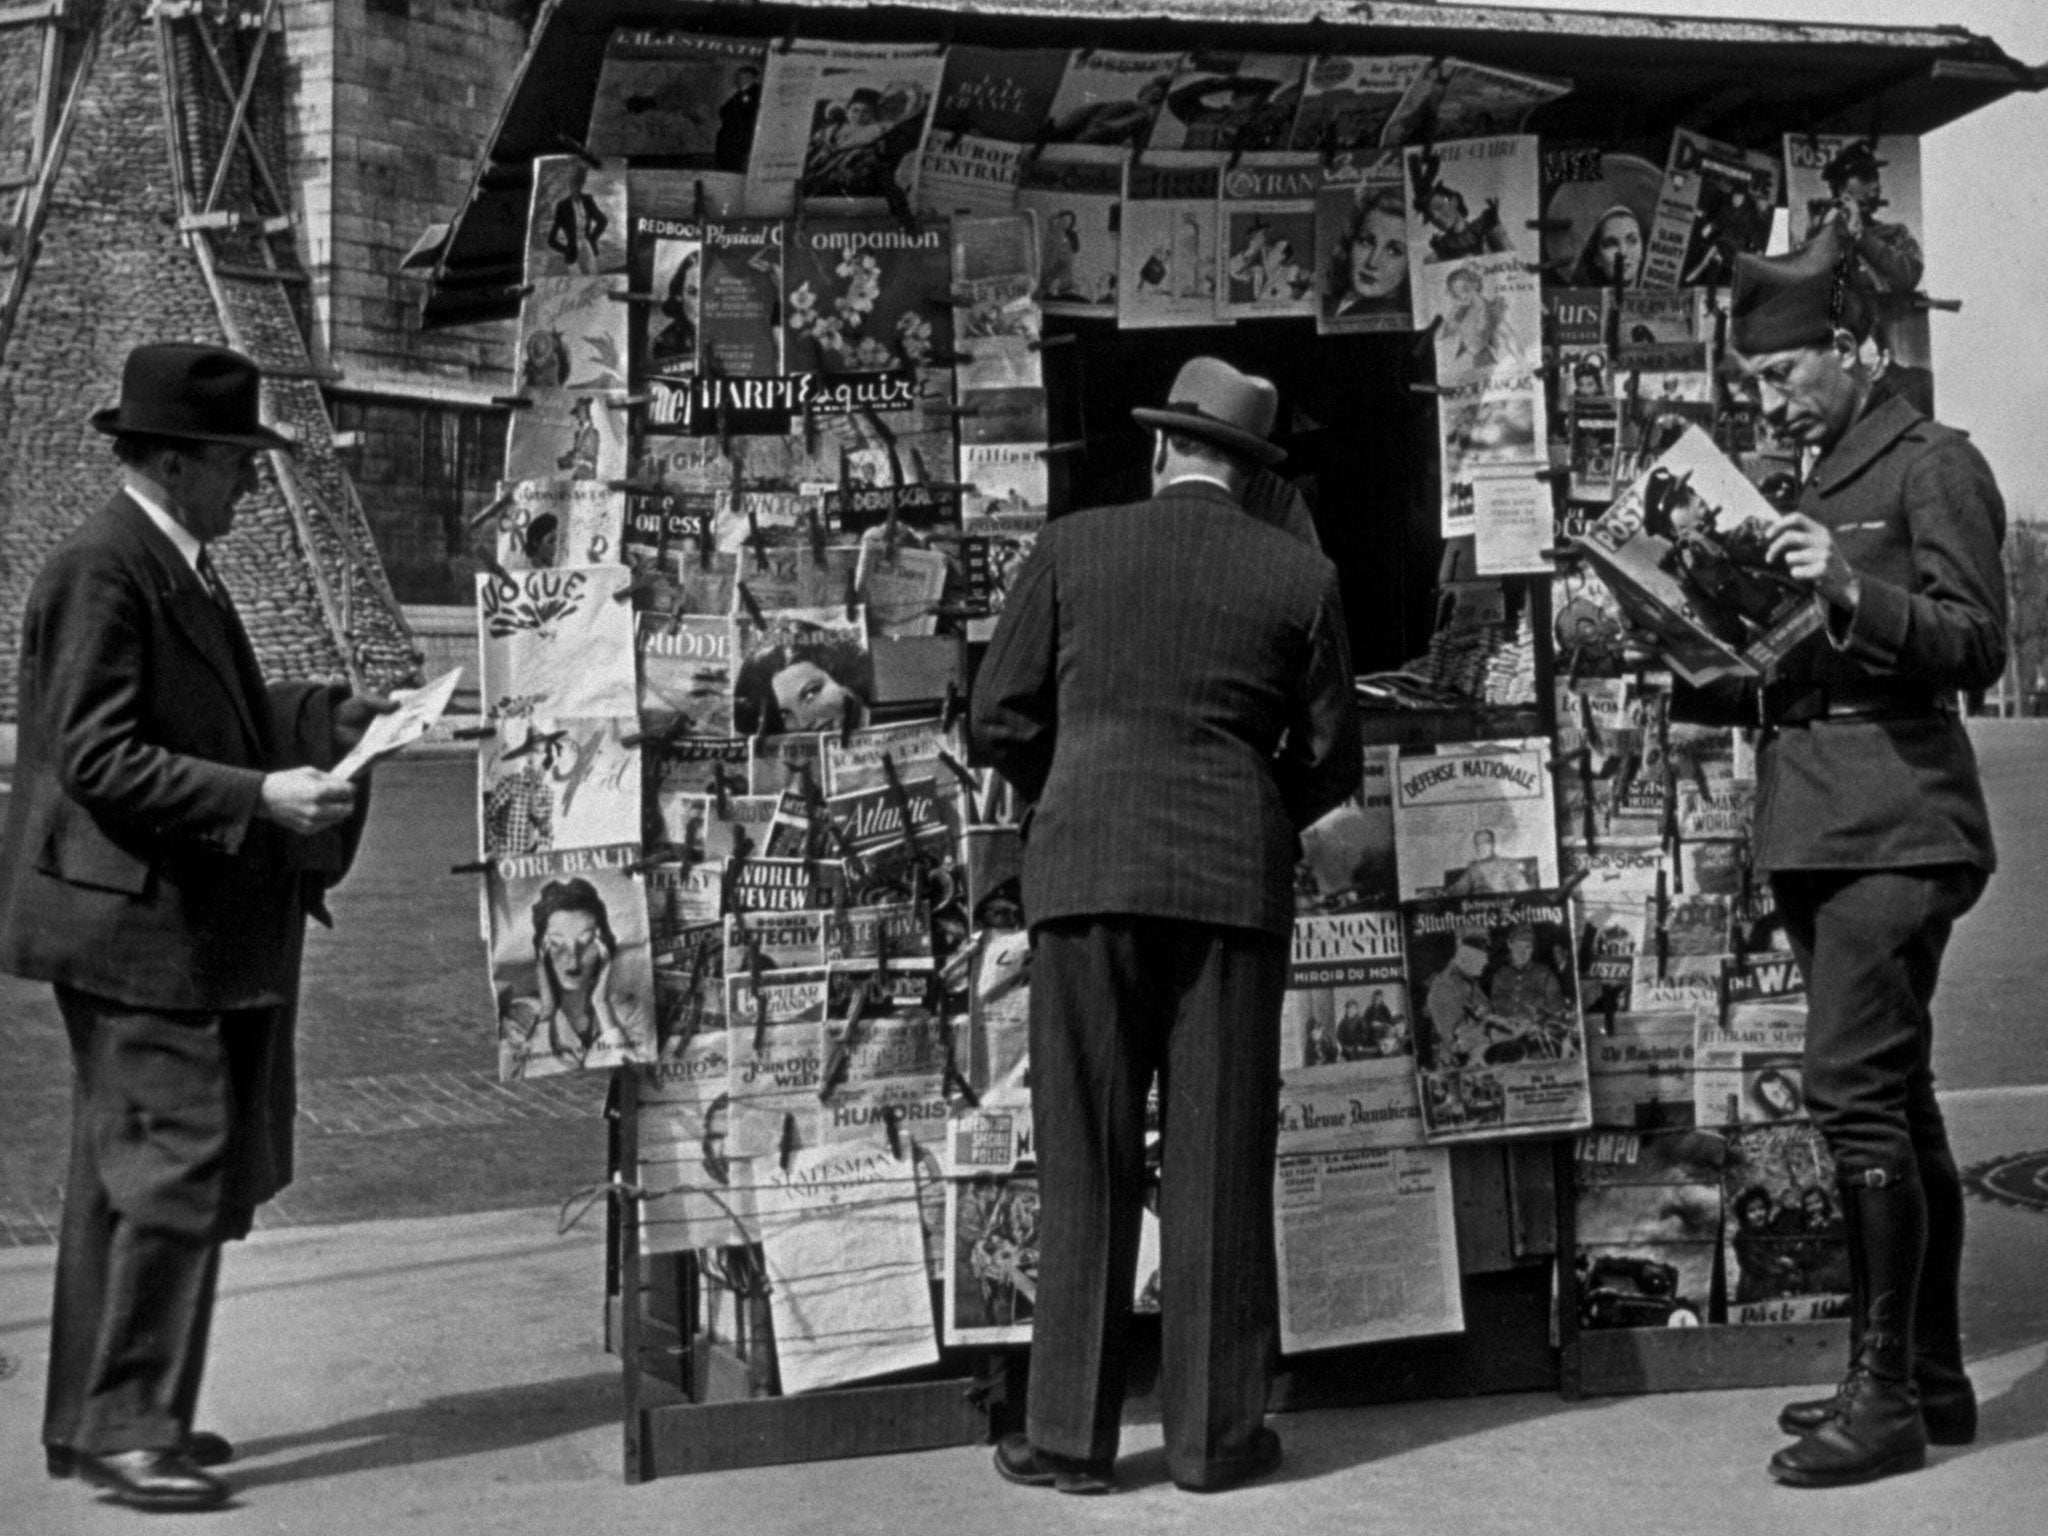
1024, 915, 1286, 1484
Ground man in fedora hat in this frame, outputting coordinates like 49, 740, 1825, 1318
0, 341, 393, 1511
972, 356, 1361, 1494
1683, 233, 2005, 1488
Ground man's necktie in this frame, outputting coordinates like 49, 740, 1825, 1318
195, 547, 233, 612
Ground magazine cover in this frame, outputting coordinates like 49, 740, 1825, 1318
918, 47, 1068, 216
1314, 150, 1411, 337
489, 842, 657, 1080
1042, 49, 1183, 148
748, 733, 827, 797
637, 612, 733, 736
943, 1171, 1040, 1344
1571, 1128, 1723, 1329
721, 963, 831, 1156
1145, 52, 1303, 155
730, 605, 873, 735
1277, 912, 1423, 1154
1539, 148, 1660, 288
822, 718, 969, 796
724, 854, 845, 916
734, 543, 860, 615
494, 479, 626, 571
1437, 375, 1547, 539
1402, 891, 1592, 1142
1274, 1146, 1462, 1353
1642, 129, 1778, 291
1378, 59, 1571, 147
744, 40, 945, 215
697, 219, 785, 378
1017, 149, 1122, 318
648, 789, 777, 867
1551, 563, 1631, 679
1296, 746, 1398, 913
1393, 740, 1559, 900
651, 919, 725, 1049
1619, 367, 1716, 481
801, 370, 963, 534
633, 1051, 756, 1256
784, 218, 952, 374
1695, 954, 1807, 1128
1784, 133, 1932, 385
952, 213, 1043, 392
1289, 55, 1428, 154
627, 167, 747, 223
1567, 396, 1623, 504
724, 908, 829, 975
525, 155, 628, 280
945, 527, 1040, 640
1574, 425, 1823, 685
1423, 251, 1542, 387
479, 715, 642, 859
645, 734, 751, 799
1216, 154, 1321, 321
1546, 284, 1611, 401
1586, 1011, 1696, 1131
516, 275, 629, 394
503, 388, 629, 486
706, 489, 828, 556
1117, 154, 1227, 329
1722, 1122, 1850, 1324
476, 564, 637, 722
584, 30, 766, 169
1615, 289, 1711, 374
1470, 470, 1553, 578
854, 538, 947, 639
1403, 136, 1541, 294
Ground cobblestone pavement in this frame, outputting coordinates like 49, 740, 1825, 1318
0, 758, 610, 1247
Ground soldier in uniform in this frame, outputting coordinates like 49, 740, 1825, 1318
1693, 228, 2006, 1488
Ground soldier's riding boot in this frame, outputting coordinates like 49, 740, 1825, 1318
1777, 1189, 1866, 1435
1769, 1171, 1928, 1488
1909, 1147, 1977, 1445
1778, 1150, 1976, 1444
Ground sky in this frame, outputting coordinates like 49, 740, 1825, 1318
1468, 0, 2048, 516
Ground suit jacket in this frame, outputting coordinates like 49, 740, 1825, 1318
0, 493, 357, 1012
1679, 394, 2005, 873
971, 481, 1362, 937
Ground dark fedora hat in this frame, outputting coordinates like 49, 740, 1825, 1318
1132, 356, 1286, 466
90, 342, 293, 451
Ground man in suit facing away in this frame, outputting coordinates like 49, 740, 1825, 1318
0, 343, 390, 1512
972, 357, 1362, 1494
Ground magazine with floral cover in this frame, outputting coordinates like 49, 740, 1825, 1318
951, 214, 1044, 395
1278, 912, 1424, 1154
1289, 55, 1428, 154
784, 218, 952, 374
477, 565, 637, 722
917, 47, 1068, 216
730, 605, 873, 736
1573, 425, 1823, 686
1571, 1128, 1722, 1329
743, 39, 945, 216
525, 155, 628, 281
1042, 49, 1184, 148
489, 842, 657, 1080
1722, 1122, 1850, 1324
1216, 154, 1322, 322
1116, 154, 1228, 330
1402, 891, 1591, 1143
479, 716, 642, 859
1145, 53, 1303, 155
1695, 953, 1807, 1129
1314, 149, 1411, 337
1539, 147, 1660, 289
1585, 1012, 1697, 1131
1642, 129, 1778, 291
1404, 136, 1541, 320
584, 29, 766, 169
637, 612, 733, 736
1016, 149, 1122, 319
494, 479, 626, 571
1379, 59, 1571, 148
1296, 746, 1397, 913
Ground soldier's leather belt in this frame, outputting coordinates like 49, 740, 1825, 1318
1760, 681, 1950, 727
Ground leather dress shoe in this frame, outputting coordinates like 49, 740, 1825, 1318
992, 1432, 1114, 1494
1173, 1426, 1284, 1493
72, 1448, 229, 1511
1779, 1371, 1976, 1446
48, 1430, 233, 1479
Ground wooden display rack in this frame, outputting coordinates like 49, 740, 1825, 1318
1549, 1143, 1851, 1399
606, 1071, 1008, 1482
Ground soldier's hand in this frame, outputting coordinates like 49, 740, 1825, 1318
1766, 513, 1860, 610
259, 767, 357, 835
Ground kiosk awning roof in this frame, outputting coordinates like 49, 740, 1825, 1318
415, 0, 2041, 328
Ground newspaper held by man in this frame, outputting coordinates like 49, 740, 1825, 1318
331, 667, 463, 781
